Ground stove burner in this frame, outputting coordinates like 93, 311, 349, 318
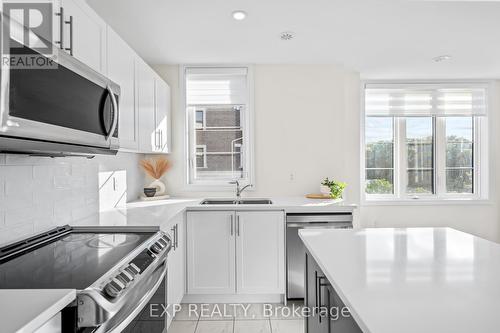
87, 234, 142, 249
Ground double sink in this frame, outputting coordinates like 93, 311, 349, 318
200, 198, 273, 205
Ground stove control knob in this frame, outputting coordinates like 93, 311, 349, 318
150, 243, 162, 254
127, 263, 141, 275
156, 239, 166, 248
121, 269, 134, 282
104, 278, 125, 298
116, 270, 134, 286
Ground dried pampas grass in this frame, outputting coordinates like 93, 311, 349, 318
140, 157, 171, 179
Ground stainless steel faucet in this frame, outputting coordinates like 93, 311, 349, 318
230, 180, 253, 198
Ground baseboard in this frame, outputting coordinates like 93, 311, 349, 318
181, 294, 284, 304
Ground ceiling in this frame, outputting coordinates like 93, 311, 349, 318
87, 0, 500, 79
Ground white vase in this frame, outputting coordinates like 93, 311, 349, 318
148, 179, 166, 196
320, 185, 331, 195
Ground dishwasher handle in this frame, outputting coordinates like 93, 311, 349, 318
287, 222, 352, 228
286, 214, 352, 223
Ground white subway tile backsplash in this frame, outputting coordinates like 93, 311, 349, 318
0, 194, 34, 211
5, 207, 35, 226
0, 223, 34, 245
0, 152, 144, 246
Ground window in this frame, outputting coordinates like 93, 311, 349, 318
195, 109, 205, 129
363, 83, 488, 201
196, 145, 207, 169
185, 67, 253, 185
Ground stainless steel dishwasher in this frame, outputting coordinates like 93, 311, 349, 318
286, 213, 353, 300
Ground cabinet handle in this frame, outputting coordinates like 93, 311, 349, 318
175, 224, 179, 248
55, 7, 64, 49
230, 215, 234, 236
155, 131, 161, 150
314, 271, 319, 314
170, 226, 176, 250
236, 215, 240, 236
317, 275, 329, 323
64, 15, 73, 56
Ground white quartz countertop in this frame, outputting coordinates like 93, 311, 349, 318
95, 196, 356, 230
0, 289, 75, 333
299, 227, 500, 333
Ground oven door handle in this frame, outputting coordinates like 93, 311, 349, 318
105, 85, 119, 141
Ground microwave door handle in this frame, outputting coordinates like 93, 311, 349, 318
106, 85, 118, 141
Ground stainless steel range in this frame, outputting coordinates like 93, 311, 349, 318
0, 225, 171, 333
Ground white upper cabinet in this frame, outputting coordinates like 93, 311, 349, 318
48, 0, 172, 154
154, 77, 171, 153
187, 211, 236, 294
58, 0, 107, 74
136, 58, 157, 153
106, 27, 138, 151
236, 211, 285, 294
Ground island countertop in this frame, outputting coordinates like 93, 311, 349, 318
299, 227, 500, 333
0, 289, 75, 333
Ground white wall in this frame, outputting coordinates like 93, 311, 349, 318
153, 64, 361, 202
0, 152, 144, 245
154, 64, 500, 243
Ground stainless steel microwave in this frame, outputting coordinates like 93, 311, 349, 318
0, 15, 120, 157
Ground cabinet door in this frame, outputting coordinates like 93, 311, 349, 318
166, 214, 185, 328
186, 211, 236, 294
305, 253, 329, 333
236, 211, 285, 294
154, 78, 171, 153
107, 27, 138, 151
61, 0, 106, 73
328, 285, 363, 333
136, 59, 156, 153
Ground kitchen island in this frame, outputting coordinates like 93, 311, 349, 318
299, 227, 500, 333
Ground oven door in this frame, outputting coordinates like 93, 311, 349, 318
75, 262, 169, 333
0, 15, 120, 150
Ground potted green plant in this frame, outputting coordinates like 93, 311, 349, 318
321, 178, 347, 199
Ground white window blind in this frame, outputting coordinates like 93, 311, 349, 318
186, 67, 248, 105
365, 84, 488, 117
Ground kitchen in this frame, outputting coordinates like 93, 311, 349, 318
0, 0, 500, 333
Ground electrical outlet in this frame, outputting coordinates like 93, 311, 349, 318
289, 173, 295, 182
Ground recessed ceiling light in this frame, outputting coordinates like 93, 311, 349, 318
433, 55, 452, 62
280, 31, 295, 41
232, 10, 247, 21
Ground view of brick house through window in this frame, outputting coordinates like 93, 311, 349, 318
194, 106, 244, 179
185, 67, 251, 184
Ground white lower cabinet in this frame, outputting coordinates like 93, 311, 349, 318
166, 213, 185, 328
236, 211, 285, 294
186, 210, 285, 295
187, 211, 236, 294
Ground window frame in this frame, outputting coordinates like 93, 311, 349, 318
195, 144, 208, 169
361, 80, 491, 204
181, 65, 255, 191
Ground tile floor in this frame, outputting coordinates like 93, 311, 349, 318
168, 302, 305, 333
